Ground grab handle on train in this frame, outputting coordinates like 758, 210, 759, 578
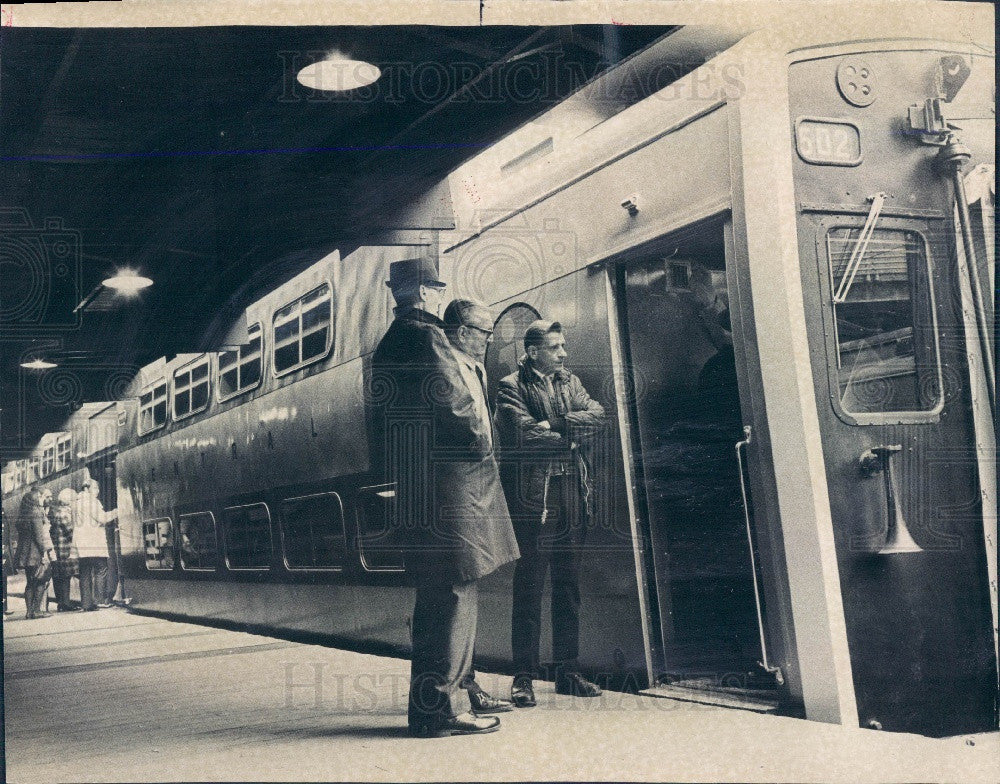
859, 445, 923, 555
735, 425, 784, 685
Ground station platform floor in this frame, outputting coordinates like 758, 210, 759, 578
3, 592, 998, 784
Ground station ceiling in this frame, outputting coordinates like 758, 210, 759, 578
0, 24, 675, 457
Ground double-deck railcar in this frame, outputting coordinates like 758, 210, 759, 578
10, 16, 994, 736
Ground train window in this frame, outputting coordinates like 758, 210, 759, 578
56, 436, 71, 470
41, 445, 54, 477
223, 503, 272, 570
218, 322, 263, 400
279, 492, 345, 570
178, 512, 218, 571
356, 484, 404, 572
827, 227, 943, 416
272, 283, 333, 376
173, 356, 211, 420
139, 381, 168, 435
28, 458, 40, 482
486, 303, 541, 404
143, 517, 175, 570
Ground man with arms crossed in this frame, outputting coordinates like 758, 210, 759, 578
495, 320, 606, 707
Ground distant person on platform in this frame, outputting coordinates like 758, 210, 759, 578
15, 487, 55, 619
370, 259, 519, 737
495, 320, 606, 707
73, 478, 115, 612
49, 488, 81, 612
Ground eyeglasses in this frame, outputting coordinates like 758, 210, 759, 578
464, 324, 493, 342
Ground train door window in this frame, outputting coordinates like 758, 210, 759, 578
173, 356, 211, 420
56, 435, 71, 471
143, 517, 175, 570
218, 323, 263, 400
223, 503, 272, 570
178, 512, 218, 571
139, 381, 168, 434
272, 283, 333, 376
825, 226, 942, 418
41, 445, 54, 477
356, 484, 404, 571
279, 492, 345, 570
485, 303, 541, 403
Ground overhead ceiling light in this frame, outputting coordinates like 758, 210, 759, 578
20, 359, 57, 370
297, 56, 381, 92
102, 271, 153, 292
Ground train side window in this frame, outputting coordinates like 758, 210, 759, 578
826, 226, 943, 417
173, 356, 211, 420
218, 323, 263, 401
56, 435, 71, 470
178, 512, 218, 571
143, 517, 175, 570
41, 445, 54, 477
28, 457, 40, 482
223, 503, 272, 570
139, 381, 168, 435
486, 303, 542, 403
355, 484, 404, 572
279, 492, 345, 570
272, 283, 333, 376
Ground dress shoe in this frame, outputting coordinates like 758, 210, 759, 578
408, 711, 500, 738
555, 672, 602, 697
510, 677, 536, 708
467, 686, 514, 714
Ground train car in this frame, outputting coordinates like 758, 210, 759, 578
112, 17, 996, 736
2, 401, 124, 589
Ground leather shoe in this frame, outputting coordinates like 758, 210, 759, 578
510, 677, 536, 708
468, 687, 514, 714
408, 711, 500, 738
555, 672, 602, 697
28, 611, 53, 620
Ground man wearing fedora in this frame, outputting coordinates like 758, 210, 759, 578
370, 258, 519, 737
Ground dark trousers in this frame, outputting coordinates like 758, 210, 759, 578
23, 564, 51, 617
105, 525, 120, 602
408, 580, 478, 728
511, 474, 587, 677
53, 568, 74, 609
79, 557, 108, 610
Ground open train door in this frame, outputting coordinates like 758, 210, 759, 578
612, 214, 783, 710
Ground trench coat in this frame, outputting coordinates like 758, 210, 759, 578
72, 492, 111, 559
14, 490, 54, 570
494, 358, 607, 525
370, 307, 519, 585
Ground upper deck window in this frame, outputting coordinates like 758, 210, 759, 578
173, 356, 210, 420
56, 435, 71, 471
827, 226, 943, 418
272, 283, 332, 376
41, 445, 54, 477
139, 381, 168, 435
219, 323, 263, 400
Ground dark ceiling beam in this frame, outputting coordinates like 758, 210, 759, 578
354, 27, 552, 175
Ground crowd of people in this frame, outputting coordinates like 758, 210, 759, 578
372, 258, 608, 738
5, 478, 118, 619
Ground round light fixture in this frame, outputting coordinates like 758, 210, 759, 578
102, 272, 153, 292
20, 359, 57, 370
297, 57, 381, 92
